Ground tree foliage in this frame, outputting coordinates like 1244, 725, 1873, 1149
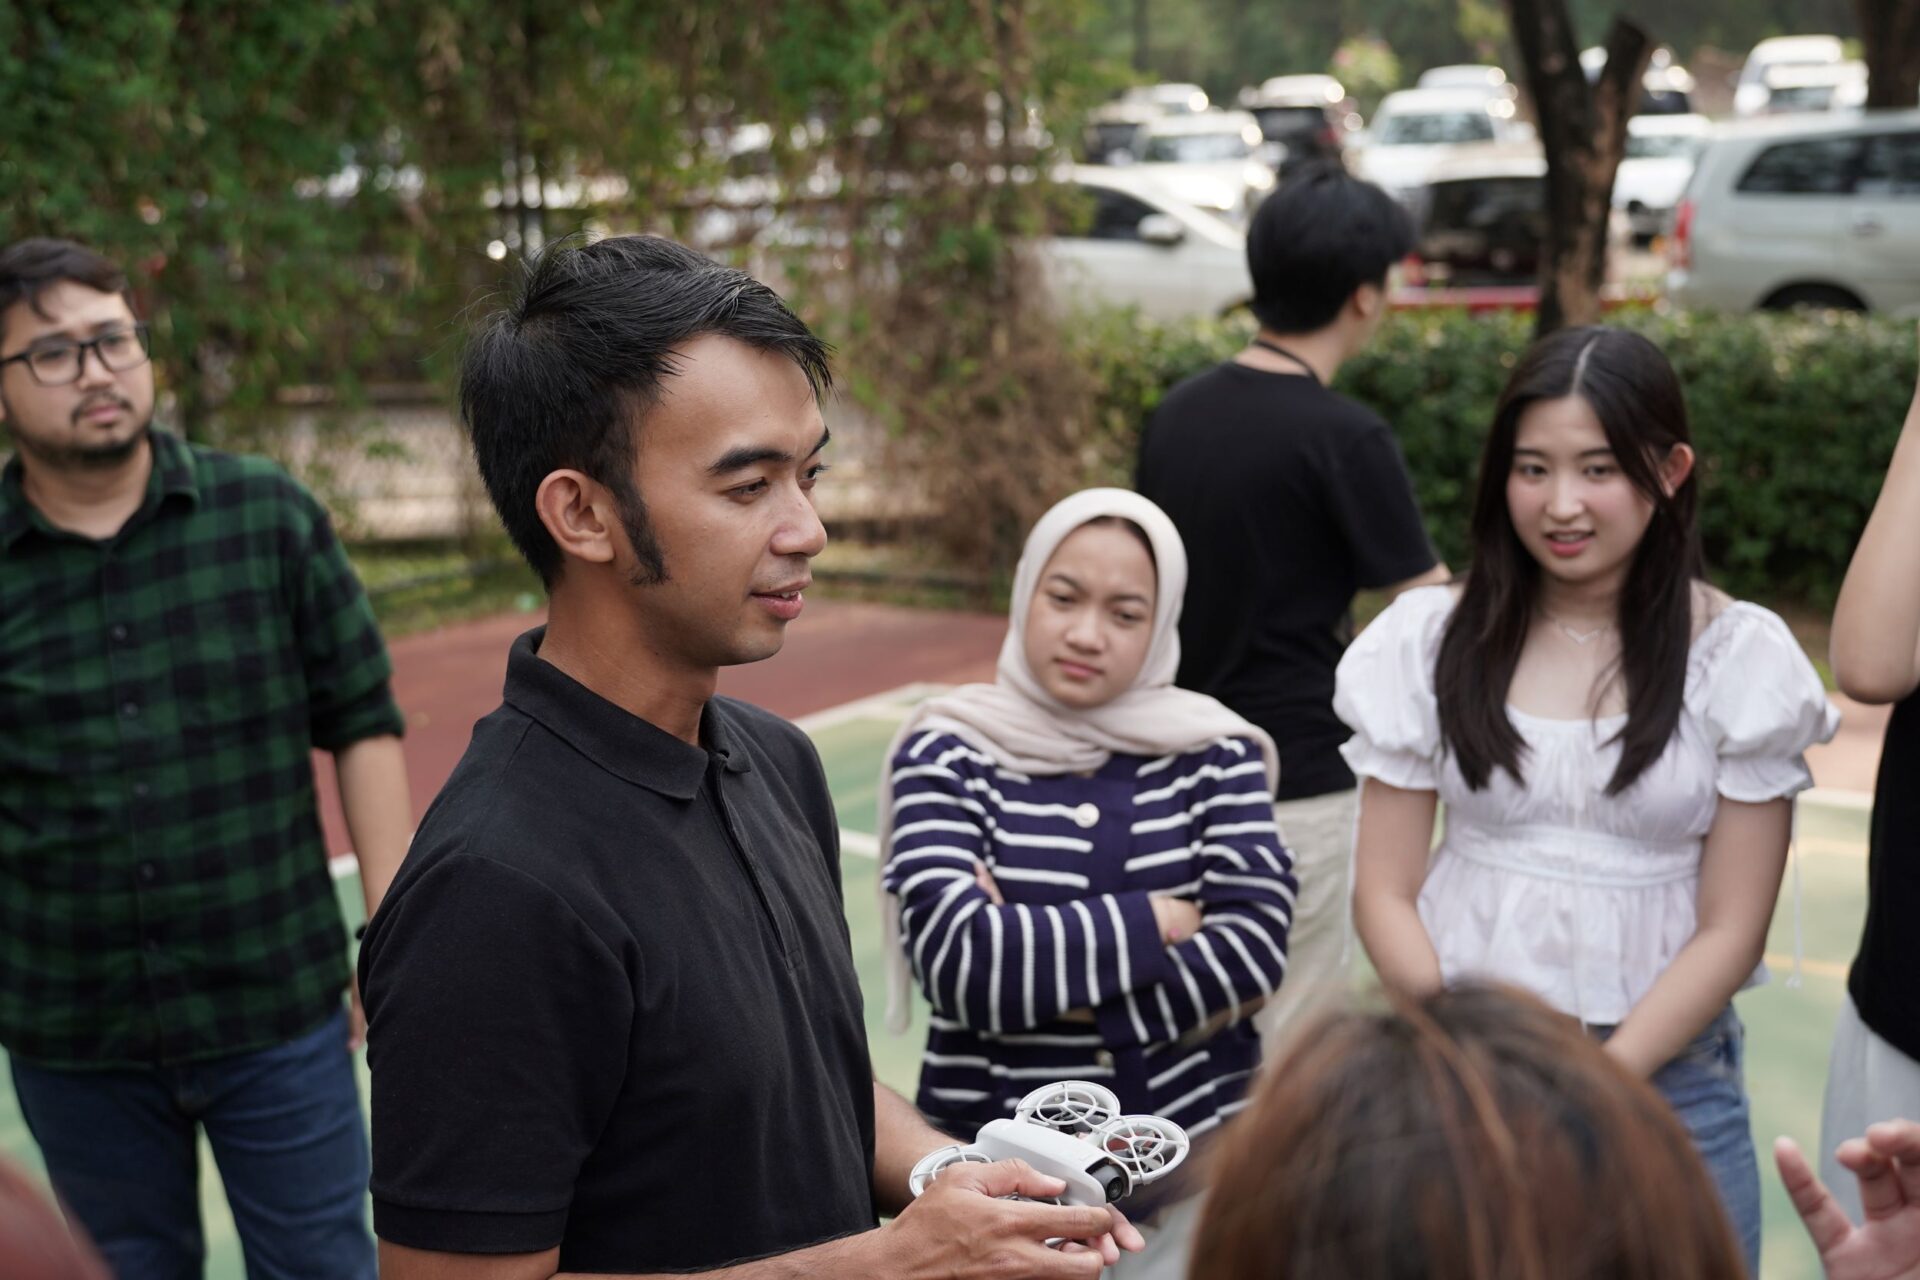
788, 0, 1118, 574
1, 0, 1124, 574
0, 2, 411, 435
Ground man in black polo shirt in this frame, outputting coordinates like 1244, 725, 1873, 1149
362, 235, 1140, 1278
1136, 166, 1448, 1059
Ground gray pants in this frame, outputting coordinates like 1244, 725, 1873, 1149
1819, 995, 1920, 1221
1254, 788, 1359, 1060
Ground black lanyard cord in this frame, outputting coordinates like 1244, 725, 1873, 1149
1250, 337, 1321, 385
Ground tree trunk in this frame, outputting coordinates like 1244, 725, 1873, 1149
1132, 0, 1150, 71
1858, 0, 1920, 109
1504, 0, 1649, 336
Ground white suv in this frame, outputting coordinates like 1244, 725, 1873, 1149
1667, 110, 1920, 314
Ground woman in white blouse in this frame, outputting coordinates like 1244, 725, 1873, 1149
1337, 326, 1837, 1274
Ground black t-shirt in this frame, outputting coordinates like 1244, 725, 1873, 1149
1849, 691, 1920, 1059
1137, 363, 1438, 801
361, 629, 877, 1272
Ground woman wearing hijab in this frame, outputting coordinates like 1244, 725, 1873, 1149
878, 489, 1298, 1275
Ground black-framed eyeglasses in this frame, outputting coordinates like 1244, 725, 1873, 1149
0, 323, 152, 387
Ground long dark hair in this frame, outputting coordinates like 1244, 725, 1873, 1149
1434, 326, 1703, 795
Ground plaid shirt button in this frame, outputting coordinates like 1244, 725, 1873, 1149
110, 624, 129, 642
120, 700, 140, 719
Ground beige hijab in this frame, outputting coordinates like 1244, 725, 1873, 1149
877, 487, 1280, 1031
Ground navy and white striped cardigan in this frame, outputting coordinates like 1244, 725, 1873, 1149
881, 728, 1298, 1140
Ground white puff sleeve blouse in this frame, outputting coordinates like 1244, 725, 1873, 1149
1334, 585, 1840, 1025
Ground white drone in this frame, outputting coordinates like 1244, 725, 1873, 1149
908, 1080, 1190, 1208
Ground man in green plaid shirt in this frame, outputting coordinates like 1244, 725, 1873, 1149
0, 239, 411, 1278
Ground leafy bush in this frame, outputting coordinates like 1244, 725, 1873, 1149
1072, 306, 1917, 610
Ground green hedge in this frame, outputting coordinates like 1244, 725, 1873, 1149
1074, 307, 1918, 610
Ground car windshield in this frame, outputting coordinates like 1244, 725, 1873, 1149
1767, 85, 1836, 113
1089, 122, 1141, 154
1428, 176, 1541, 228
1625, 133, 1705, 159
1143, 132, 1251, 162
1376, 111, 1495, 145
1251, 107, 1325, 139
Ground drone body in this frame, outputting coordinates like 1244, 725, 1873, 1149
908, 1081, 1190, 1209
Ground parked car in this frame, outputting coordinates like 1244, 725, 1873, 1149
1416, 65, 1517, 99
1614, 114, 1713, 243
1083, 99, 1158, 163
1580, 45, 1696, 115
1353, 88, 1533, 217
1668, 110, 1920, 314
1036, 165, 1251, 321
1762, 62, 1870, 116
1239, 75, 1355, 175
1734, 35, 1845, 117
1416, 149, 1546, 283
1120, 82, 1211, 116
1130, 110, 1275, 223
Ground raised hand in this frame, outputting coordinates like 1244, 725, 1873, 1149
1776, 1122, 1920, 1280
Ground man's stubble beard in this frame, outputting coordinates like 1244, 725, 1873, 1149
2, 389, 152, 472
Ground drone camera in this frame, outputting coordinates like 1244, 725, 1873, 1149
1085, 1158, 1130, 1203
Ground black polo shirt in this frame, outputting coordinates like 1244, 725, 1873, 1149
361, 628, 877, 1272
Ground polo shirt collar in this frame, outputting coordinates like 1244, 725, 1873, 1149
502, 627, 753, 800
0, 428, 200, 549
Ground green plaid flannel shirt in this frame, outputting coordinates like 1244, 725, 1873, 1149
0, 429, 404, 1068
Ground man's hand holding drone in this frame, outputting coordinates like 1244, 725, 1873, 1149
882, 1080, 1189, 1272
878, 1157, 1143, 1277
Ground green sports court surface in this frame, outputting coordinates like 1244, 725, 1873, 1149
1, 685, 1875, 1280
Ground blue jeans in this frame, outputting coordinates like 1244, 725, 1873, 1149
1645, 1005, 1762, 1277
10, 1007, 375, 1280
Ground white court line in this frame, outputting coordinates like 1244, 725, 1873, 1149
328, 684, 937, 884
793, 683, 942, 863
1766, 952, 1848, 981
793, 682, 943, 733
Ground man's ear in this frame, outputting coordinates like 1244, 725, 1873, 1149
1350, 281, 1384, 325
534, 470, 619, 569
1660, 443, 1696, 496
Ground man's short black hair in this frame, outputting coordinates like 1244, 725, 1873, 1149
0, 239, 131, 346
460, 234, 833, 588
1245, 164, 1415, 335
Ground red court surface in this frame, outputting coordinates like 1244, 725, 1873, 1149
315, 597, 1007, 854
316, 599, 1890, 856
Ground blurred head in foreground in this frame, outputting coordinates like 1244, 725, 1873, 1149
1191, 982, 1745, 1280
0, 1159, 106, 1280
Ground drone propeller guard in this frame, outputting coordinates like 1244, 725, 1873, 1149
907, 1080, 1191, 1209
